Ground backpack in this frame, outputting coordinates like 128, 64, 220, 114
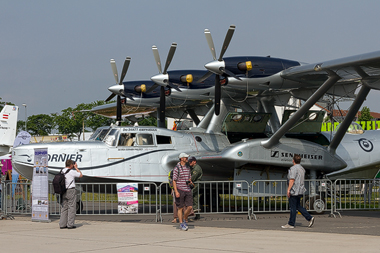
168, 167, 180, 189
52, 169, 70, 195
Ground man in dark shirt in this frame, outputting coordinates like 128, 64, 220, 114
189, 156, 203, 219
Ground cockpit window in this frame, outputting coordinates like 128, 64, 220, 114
89, 127, 110, 141
118, 133, 136, 146
136, 133, 154, 145
104, 129, 119, 146
335, 122, 364, 135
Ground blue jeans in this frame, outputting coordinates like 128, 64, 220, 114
288, 195, 312, 226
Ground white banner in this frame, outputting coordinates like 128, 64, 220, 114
32, 148, 49, 222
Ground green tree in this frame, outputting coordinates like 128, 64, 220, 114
54, 101, 117, 140
53, 106, 86, 140
138, 116, 157, 126
17, 120, 26, 132
27, 114, 55, 136
358, 106, 373, 121
85, 101, 116, 131
0, 97, 15, 111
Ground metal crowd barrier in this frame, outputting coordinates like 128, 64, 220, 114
1, 180, 32, 218
75, 182, 158, 221
2, 181, 160, 221
158, 180, 251, 222
333, 179, 380, 217
250, 179, 334, 219
2, 179, 380, 221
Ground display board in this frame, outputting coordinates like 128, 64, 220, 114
117, 183, 138, 214
32, 148, 50, 222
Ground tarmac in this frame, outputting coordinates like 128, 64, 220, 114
1, 211, 379, 252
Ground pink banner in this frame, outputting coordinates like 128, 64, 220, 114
1, 159, 11, 175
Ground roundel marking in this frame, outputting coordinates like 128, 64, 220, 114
358, 138, 373, 152
237, 151, 243, 157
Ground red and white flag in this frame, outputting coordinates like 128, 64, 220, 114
2, 114, 9, 120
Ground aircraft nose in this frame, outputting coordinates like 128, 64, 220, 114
108, 84, 124, 96
151, 73, 169, 87
12, 146, 35, 180
205, 60, 225, 75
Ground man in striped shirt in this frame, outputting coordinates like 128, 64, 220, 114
173, 153, 193, 231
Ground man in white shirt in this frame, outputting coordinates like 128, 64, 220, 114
59, 159, 82, 229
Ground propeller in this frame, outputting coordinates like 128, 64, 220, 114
105, 57, 132, 122
149, 43, 181, 92
149, 43, 180, 126
203, 25, 237, 115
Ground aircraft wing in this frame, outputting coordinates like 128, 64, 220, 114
92, 99, 213, 120
282, 50, 380, 90
91, 103, 157, 119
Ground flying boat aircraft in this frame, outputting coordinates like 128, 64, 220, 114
11, 25, 380, 213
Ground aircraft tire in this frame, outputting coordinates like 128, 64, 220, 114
305, 195, 325, 214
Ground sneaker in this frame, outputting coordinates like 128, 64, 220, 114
281, 224, 294, 229
308, 217, 315, 228
180, 223, 188, 231
183, 221, 188, 228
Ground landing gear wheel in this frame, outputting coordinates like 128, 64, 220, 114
306, 196, 325, 214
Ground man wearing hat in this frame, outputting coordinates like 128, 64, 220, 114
188, 156, 203, 219
173, 153, 193, 231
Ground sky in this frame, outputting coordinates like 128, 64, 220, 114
2, 0, 380, 119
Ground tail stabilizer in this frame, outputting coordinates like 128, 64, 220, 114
0, 105, 18, 155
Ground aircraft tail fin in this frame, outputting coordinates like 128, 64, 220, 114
0, 105, 19, 154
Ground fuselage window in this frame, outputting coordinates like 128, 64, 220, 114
156, 135, 172, 144
118, 133, 136, 146
136, 133, 154, 145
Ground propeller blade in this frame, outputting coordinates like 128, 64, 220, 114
163, 42, 177, 74
218, 25, 235, 61
119, 57, 131, 84
146, 83, 160, 93
116, 95, 122, 122
159, 86, 166, 126
105, 93, 116, 102
220, 67, 241, 80
215, 75, 221, 116
152, 45, 162, 74
110, 59, 119, 84
197, 71, 213, 83
204, 29, 217, 61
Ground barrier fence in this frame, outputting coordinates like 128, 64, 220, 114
333, 179, 380, 217
1, 178, 379, 221
249, 179, 334, 219
158, 180, 251, 222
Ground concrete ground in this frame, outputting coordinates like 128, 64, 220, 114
0, 211, 379, 252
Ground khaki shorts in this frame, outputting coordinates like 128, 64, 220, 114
175, 189, 193, 208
